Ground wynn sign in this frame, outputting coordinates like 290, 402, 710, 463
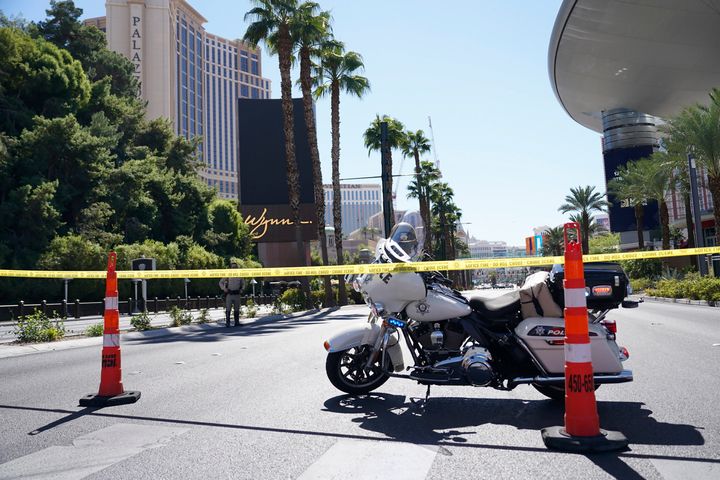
237, 98, 318, 244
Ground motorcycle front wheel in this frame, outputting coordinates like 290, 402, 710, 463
326, 345, 390, 395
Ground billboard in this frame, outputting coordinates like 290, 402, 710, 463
237, 98, 318, 243
603, 145, 659, 233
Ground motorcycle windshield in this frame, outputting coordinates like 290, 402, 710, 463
388, 222, 420, 261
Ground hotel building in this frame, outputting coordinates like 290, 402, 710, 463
85, 0, 272, 200
323, 184, 383, 236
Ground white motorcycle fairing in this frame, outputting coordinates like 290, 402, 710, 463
360, 271, 426, 313
405, 289, 471, 322
324, 323, 404, 372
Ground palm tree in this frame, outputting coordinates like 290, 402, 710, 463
292, 3, 334, 305
637, 155, 674, 250
542, 226, 564, 256
401, 130, 432, 254
558, 185, 610, 254
363, 115, 406, 232
314, 41, 370, 305
244, 0, 305, 266
608, 161, 647, 249
664, 89, 720, 244
407, 160, 440, 255
430, 182, 455, 261
662, 138, 696, 250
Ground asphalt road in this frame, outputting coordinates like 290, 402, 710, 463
0, 290, 719, 479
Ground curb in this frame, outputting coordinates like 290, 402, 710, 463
630, 294, 717, 308
0, 311, 292, 359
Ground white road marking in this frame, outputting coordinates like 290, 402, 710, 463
651, 458, 720, 480
298, 439, 438, 480
0, 423, 187, 480
712, 343, 720, 347
174, 361, 185, 364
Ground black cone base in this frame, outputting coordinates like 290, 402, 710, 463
79, 391, 141, 407
541, 426, 628, 452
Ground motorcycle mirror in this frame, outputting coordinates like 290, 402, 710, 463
621, 300, 639, 309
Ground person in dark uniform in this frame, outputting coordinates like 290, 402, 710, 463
219, 261, 244, 327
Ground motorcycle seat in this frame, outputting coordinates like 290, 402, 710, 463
469, 291, 520, 321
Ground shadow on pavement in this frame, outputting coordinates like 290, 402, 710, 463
1, 399, 712, 473
321, 393, 709, 478
27, 406, 100, 436
125, 307, 357, 345
322, 394, 704, 447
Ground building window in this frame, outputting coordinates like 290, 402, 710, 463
240, 56, 248, 72
241, 85, 249, 97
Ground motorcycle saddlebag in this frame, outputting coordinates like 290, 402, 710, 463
519, 271, 563, 319
548, 262, 629, 310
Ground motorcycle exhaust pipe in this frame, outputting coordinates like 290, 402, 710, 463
509, 369, 633, 388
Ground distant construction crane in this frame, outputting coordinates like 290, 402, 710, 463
428, 115, 440, 170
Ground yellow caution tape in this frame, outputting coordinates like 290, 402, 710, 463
0, 247, 718, 280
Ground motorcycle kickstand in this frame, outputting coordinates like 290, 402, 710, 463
410, 385, 432, 413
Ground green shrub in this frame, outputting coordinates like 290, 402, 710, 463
646, 276, 720, 302
630, 278, 654, 292
196, 308, 210, 324
244, 300, 257, 318
131, 311, 152, 331
169, 306, 192, 327
85, 323, 104, 337
14, 310, 65, 343
278, 288, 305, 312
272, 296, 284, 315
621, 258, 662, 279
309, 289, 324, 308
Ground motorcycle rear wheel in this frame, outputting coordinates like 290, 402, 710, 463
532, 383, 601, 401
326, 346, 390, 395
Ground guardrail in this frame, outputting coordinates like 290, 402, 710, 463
0, 295, 277, 322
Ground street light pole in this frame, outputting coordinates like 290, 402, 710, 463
688, 153, 708, 275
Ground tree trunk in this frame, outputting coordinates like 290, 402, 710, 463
581, 212, 590, 254
382, 142, 395, 228
331, 81, 347, 305
660, 200, 670, 250
299, 45, 333, 307
278, 27, 310, 302
634, 203, 645, 250
414, 152, 431, 255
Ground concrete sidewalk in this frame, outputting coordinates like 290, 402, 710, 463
0, 305, 275, 344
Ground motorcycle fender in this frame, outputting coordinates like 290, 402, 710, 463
325, 323, 382, 353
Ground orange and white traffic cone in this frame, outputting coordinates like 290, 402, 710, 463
541, 223, 627, 452
79, 252, 140, 407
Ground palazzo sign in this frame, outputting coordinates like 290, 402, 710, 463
129, 4, 143, 96
237, 98, 318, 243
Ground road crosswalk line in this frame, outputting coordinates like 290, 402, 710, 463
0, 423, 187, 480
298, 439, 438, 480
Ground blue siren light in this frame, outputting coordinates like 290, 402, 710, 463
387, 317, 406, 329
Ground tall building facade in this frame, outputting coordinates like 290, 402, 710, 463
85, 0, 271, 200
323, 184, 382, 236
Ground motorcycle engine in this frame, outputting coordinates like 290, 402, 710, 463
410, 320, 466, 351
462, 346, 494, 386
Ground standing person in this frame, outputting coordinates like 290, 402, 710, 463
219, 261, 244, 327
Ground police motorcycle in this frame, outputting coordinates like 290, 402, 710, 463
322, 223, 635, 401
